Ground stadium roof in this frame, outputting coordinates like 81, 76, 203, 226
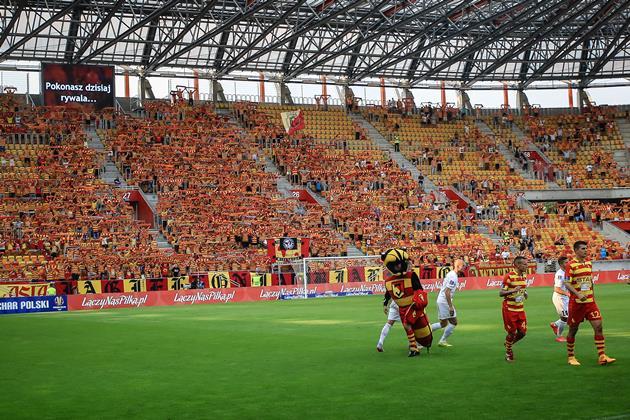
1, 0, 630, 88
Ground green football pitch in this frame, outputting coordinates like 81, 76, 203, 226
1, 284, 629, 420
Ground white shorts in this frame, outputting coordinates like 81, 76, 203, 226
387, 301, 401, 322
437, 300, 456, 320
552, 293, 569, 318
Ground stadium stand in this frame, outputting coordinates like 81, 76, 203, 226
235, 102, 499, 265
360, 106, 625, 262
516, 107, 628, 188
0, 92, 627, 280
0, 96, 175, 281
100, 100, 346, 272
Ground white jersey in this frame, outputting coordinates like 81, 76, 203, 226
553, 269, 567, 293
438, 271, 458, 302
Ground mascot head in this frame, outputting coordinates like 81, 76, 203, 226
381, 248, 409, 274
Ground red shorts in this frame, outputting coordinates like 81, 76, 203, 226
502, 306, 527, 334
568, 300, 602, 327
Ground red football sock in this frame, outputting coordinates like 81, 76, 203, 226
567, 336, 576, 358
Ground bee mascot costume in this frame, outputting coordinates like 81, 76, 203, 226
381, 248, 433, 357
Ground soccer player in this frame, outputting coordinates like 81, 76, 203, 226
500, 256, 529, 362
376, 300, 400, 352
430, 258, 464, 347
564, 241, 616, 366
381, 248, 433, 357
549, 256, 569, 342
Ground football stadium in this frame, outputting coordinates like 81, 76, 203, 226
1, 1, 629, 418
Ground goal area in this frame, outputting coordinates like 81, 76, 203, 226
273, 255, 383, 299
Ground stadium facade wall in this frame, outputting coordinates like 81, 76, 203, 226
519, 188, 630, 201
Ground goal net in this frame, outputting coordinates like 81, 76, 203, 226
297, 255, 383, 299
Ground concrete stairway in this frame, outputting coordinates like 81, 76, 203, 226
264, 156, 363, 256
476, 120, 560, 190
476, 121, 532, 179
85, 127, 127, 187
224, 109, 364, 257
598, 221, 630, 247
510, 123, 529, 143
84, 127, 173, 251
614, 119, 630, 169
509, 122, 556, 168
347, 112, 437, 192
149, 228, 174, 251
348, 114, 506, 247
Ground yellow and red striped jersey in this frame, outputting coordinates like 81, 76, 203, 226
564, 259, 594, 303
384, 271, 415, 308
502, 270, 527, 312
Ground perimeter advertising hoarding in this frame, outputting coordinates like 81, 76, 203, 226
41, 63, 115, 109
65, 270, 629, 311
0, 295, 68, 315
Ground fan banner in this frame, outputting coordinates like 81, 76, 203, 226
280, 110, 305, 135
167, 276, 190, 290
77, 280, 103, 294
0, 283, 48, 298
267, 237, 310, 261
364, 266, 383, 282
123, 279, 146, 293
328, 269, 348, 284
146, 278, 167, 292
208, 272, 231, 288
63, 270, 629, 312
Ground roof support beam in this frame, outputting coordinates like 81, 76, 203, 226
461, 52, 476, 82
577, 40, 591, 86
404, 37, 428, 80
79, 0, 182, 64
282, 37, 299, 74
523, 0, 630, 87
285, 0, 393, 79
0, 0, 26, 51
518, 49, 531, 82
465, 0, 589, 86
0, 0, 82, 61
141, 18, 159, 66
146, 0, 219, 71
351, 0, 525, 82
64, 5, 84, 62
73, 0, 126, 63
223, 0, 367, 75
217, 0, 308, 75
213, 30, 232, 70
410, 0, 556, 85
584, 18, 630, 84
345, 44, 362, 77
154, 0, 276, 70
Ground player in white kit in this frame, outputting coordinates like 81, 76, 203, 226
430, 259, 464, 347
549, 256, 569, 342
376, 299, 401, 352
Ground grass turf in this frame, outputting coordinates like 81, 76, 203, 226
0, 284, 629, 420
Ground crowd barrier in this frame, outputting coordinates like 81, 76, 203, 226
0, 262, 538, 299
1, 270, 627, 314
